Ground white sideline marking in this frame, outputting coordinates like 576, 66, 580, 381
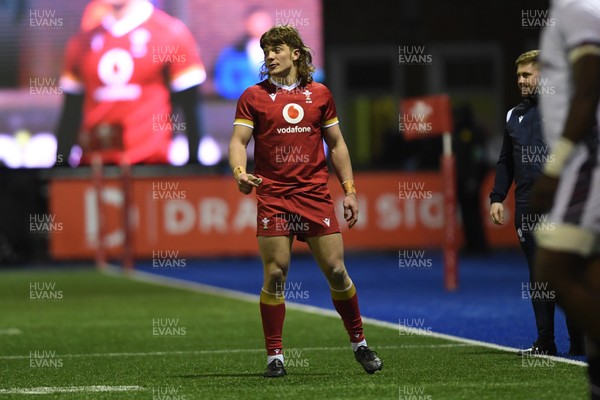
0, 328, 21, 335
0, 386, 143, 394
0, 344, 469, 360
112, 267, 589, 368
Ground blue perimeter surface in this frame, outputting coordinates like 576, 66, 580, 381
137, 248, 584, 359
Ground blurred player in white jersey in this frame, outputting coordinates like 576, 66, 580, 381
532, 0, 600, 398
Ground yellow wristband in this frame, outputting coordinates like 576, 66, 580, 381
342, 180, 356, 195
233, 166, 246, 181
544, 137, 576, 178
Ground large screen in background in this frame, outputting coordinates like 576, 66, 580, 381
0, 0, 323, 168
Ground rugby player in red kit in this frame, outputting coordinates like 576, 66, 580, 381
228, 25, 383, 378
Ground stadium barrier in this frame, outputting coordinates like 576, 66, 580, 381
49, 171, 518, 260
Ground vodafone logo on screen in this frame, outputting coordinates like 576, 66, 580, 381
282, 103, 304, 124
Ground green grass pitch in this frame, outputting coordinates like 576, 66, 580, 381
0, 268, 589, 399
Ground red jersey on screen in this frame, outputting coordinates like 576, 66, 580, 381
60, 2, 206, 164
234, 79, 339, 196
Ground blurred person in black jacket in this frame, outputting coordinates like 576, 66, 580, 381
453, 103, 490, 255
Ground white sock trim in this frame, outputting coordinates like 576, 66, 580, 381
352, 339, 368, 352
330, 281, 354, 292
261, 287, 277, 296
267, 354, 284, 364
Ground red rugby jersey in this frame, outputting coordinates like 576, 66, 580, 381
234, 79, 339, 195
60, 2, 206, 164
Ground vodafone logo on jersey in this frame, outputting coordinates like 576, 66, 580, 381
277, 103, 311, 134
282, 103, 304, 124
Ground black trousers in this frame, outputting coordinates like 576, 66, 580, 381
515, 206, 581, 343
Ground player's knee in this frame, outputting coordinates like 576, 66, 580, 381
265, 263, 288, 284
536, 252, 583, 300
326, 262, 348, 285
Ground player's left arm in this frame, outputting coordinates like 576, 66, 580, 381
531, 47, 600, 213
323, 124, 358, 228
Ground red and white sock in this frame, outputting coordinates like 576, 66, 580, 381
260, 288, 285, 363
330, 281, 366, 349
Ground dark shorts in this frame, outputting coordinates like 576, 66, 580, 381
256, 187, 341, 241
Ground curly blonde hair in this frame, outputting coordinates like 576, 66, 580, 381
259, 25, 315, 86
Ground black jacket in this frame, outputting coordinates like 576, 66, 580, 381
490, 98, 547, 208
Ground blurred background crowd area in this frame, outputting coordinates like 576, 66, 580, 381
0, 0, 548, 170
0, 0, 549, 264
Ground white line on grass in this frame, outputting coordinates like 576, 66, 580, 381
0, 328, 21, 335
107, 266, 588, 368
0, 344, 470, 360
0, 386, 143, 395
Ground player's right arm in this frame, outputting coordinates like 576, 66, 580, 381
228, 124, 260, 194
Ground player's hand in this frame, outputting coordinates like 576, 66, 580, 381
490, 202, 504, 225
237, 173, 262, 195
343, 194, 358, 229
529, 173, 559, 214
